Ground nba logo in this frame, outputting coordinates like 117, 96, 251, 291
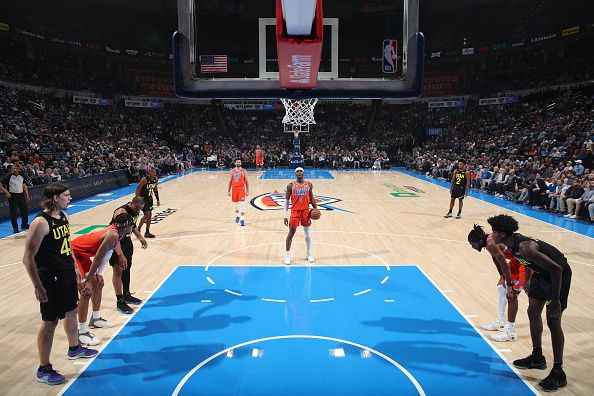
382, 39, 397, 74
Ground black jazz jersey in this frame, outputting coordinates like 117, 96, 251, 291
34, 211, 74, 273
111, 204, 140, 240
139, 176, 158, 198
510, 233, 568, 281
453, 170, 467, 187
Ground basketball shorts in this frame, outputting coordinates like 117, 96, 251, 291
509, 261, 526, 290
256, 158, 264, 166
142, 197, 154, 212
109, 237, 133, 267
232, 186, 246, 203
528, 263, 571, 310
289, 209, 311, 228
74, 249, 114, 279
451, 185, 466, 199
39, 269, 78, 321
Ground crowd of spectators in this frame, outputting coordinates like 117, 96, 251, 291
2, 76, 593, 226
0, 85, 187, 185
406, 90, 594, 223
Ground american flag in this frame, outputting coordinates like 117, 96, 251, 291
200, 55, 228, 73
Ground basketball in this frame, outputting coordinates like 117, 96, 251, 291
310, 208, 321, 220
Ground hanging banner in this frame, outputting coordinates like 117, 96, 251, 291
224, 104, 277, 110
428, 100, 467, 108
561, 26, 580, 36
478, 96, 519, 106
530, 33, 557, 43
124, 100, 164, 109
73, 96, 112, 106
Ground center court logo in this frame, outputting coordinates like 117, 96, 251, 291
250, 192, 353, 213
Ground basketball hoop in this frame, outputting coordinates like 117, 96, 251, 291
280, 98, 318, 131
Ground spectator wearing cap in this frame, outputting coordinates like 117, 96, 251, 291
573, 160, 584, 176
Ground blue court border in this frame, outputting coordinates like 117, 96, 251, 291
0, 169, 200, 239
394, 169, 593, 238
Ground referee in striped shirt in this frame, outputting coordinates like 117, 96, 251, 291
1, 164, 30, 233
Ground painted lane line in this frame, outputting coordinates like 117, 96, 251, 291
173, 335, 426, 396
58, 265, 181, 395
380, 276, 390, 284
206, 276, 215, 285
353, 289, 371, 296
261, 298, 286, 303
224, 289, 242, 296
200, 300, 212, 303
384, 299, 395, 303
415, 266, 539, 395
309, 298, 335, 303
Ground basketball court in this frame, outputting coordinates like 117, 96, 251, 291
0, 0, 591, 394
0, 169, 592, 395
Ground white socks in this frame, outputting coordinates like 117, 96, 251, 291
92, 311, 101, 319
79, 323, 89, 333
497, 284, 507, 322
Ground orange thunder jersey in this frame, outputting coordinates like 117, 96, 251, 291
230, 168, 246, 188
255, 149, 264, 161
71, 225, 118, 256
291, 181, 311, 211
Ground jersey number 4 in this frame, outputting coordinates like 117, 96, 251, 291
60, 239, 72, 256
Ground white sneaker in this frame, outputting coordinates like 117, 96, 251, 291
79, 331, 101, 346
283, 254, 291, 265
563, 213, 572, 218
569, 214, 577, 219
89, 317, 114, 329
482, 319, 505, 331
306, 255, 315, 263
491, 327, 517, 342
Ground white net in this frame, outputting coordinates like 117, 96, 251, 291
280, 98, 319, 127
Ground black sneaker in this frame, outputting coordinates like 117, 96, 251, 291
21, 224, 30, 229
117, 299, 134, 314
123, 292, 142, 305
455, 212, 462, 219
12, 228, 19, 233
513, 353, 547, 370
539, 368, 567, 392
144, 231, 156, 238
444, 213, 452, 218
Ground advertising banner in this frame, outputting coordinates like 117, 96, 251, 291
478, 96, 519, 106
0, 171, 129, 220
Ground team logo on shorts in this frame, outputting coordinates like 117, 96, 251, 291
250, 192, 353, 213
